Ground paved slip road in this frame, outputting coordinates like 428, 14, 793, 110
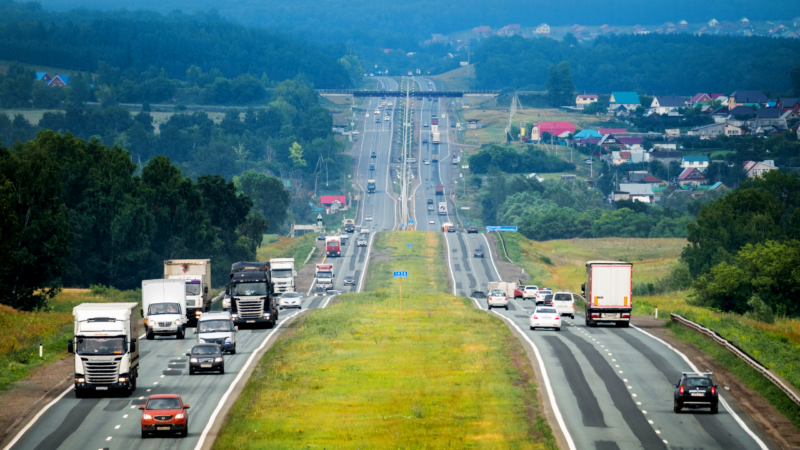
4, 83, 399, 450
410, 79, 774, 450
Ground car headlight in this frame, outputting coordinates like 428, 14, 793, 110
225, 337, 231, 342
215, 357, 223, 362
190, 358, 198, 363
175, 413, 184, 419
143, 414, 152, 420
75, 377, 85, 383
173, 320, 181, 326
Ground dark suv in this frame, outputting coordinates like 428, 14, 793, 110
673, 372, 719, 414
187, 344, 224, 375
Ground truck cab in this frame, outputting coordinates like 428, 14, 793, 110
367, 179, 376, 193
164, 259, 211, 322
269, 258, 296, 294
70, 303, 140, 397
326, 237, 341, 257
142, 279, 187, 340
195, 311, 237, 354
316, 264, 334, 290
343, 218, 356, 232
229, 261, 277, 328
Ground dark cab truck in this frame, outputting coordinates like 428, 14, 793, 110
435, 184, 444, 195
229, 261, 278, 328
367, 179, 376, 193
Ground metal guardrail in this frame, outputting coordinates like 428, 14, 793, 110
670, 313, 800, 407
493, 230, 513, 263
316, 89, 501, 97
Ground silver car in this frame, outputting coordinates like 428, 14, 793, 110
279, 292, 303, 310
357, 238, 368, 247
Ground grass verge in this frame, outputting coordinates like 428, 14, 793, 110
213, 231, 556, 449
0, 286, 140, 391
256, 234, 317, 271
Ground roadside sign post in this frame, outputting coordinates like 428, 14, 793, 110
393, 271, 408, 310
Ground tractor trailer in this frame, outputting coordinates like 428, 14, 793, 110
269, 258, 296, 294
164, 259, 211, 321
582, 261, 633, 327
229, 261, 277, 327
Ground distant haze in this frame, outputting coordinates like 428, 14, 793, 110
36, 0, 800, 36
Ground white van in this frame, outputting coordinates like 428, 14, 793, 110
552, 291, 576, 319
195, 311, 237, 354
142, 279, 187, 340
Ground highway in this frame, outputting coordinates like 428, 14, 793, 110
408, 78, 774, 449
5, 81, 400, 450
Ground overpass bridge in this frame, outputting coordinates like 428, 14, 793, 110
316, 89, 500, 97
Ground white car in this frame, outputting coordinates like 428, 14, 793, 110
530, 306, 561, 331
429, 220, 434, 224
384, 116, 390, 121
279, 292, 303, 309
553, 291, 576, 319
535, 289, 552, 303
424, 160, 430, 165
365, 216, 373, 221
487, 289, 508, 310
522, 285, 539, 299
357, 238, 368, 247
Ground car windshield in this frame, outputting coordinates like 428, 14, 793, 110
554, 293, 572, 301
685, 378, 712, 388
283, 292, 302, 298
272, 269, 293, 279
185, 283, 201, 296
148, 303, 181, 315
146, 398, 182, 410
233, 282, 267, 296
543, 295, 553, 301
198, 320, 232, 333
527, 286, 538, 290
192, 345, 221, 355
489, 290, 505, 296
536, 308, 558, 314
76, 337, 126, 355
344, 277, 354, 281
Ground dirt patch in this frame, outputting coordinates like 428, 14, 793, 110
485, 233, 530, 283
295, 241, 326, 294
632, 315, 799, 450
369, 247, 394, 263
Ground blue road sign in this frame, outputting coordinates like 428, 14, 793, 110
485, 226, 518, 232
465, 222, 470, 226
393, 271, 408, 278
407, 244, 413, 247
409, 219, 414, 224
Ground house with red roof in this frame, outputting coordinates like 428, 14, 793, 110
744, 161, 777, 178
677, 168, 707, 186
641, 174, 666, 186
688, 94, 712, 107
319, 195, 347, 213
531, 122, 575, 141
47, 75, 69, 87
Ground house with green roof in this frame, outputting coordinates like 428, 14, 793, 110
610, 92, 641, 110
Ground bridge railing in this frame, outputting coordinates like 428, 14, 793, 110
316, 90, 500, 97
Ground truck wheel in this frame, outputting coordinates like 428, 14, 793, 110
176, 329, 185, 340
230, 346, 236, 355
146, 330, 154, 340
75, 389, 85, 399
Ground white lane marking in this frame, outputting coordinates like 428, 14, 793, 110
139, 396, 144, 400
146, 389, 151, 392
471, 299, 576, 450
321, 296, 334, 309
114, 425, 120, 429
105, 437, 112, 441
153, 382, 158, 385
130, 405, 136, 409
123, 414, 128, 419
160, 375, 165, 378
357, 231, 377, 293
444, 235, 457, 296
480, 233, 502, 280
1, 381, 75, 450
193, 309, 304, 450
631, 324, 769, 449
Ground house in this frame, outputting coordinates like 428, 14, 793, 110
599, 127, 627, 135
319, 195, 347, 213
472, 26, 492, 37
781, 110, 800, 120
47, 75, 69, 87
571, 24, 588, 33
739, 17, 750, 25
576, 94, 598, 107
778, 98, 800, 112
678, 20, 689, 28
649, 152, 684, 167
497, 24, 521, 36
466, 119, 482, 130
708, 18, 719, 27
688, 122, 743, 138
626, 170, 649, 182
531, 122, 575, 141
574, 129, 602, 140
694, 181, 728, 191
729, 90, 768, 109
332, 121, 347, 134
665, 129, 681, 138
618, 183, 655, 203
632, 25, 649, 35
677, 168, 708, 186
794, 17, 800, 27
35, 72, 52, 83
688, 93, 712, 107
642, 174, 666, 186
653, 142, 678, 150
430, 34, 451, 44
534, 23, 551, 34
757, 108, 783, 119
650, 95, 685, 114
609, 92, 640, 110
728, 105, 756, 117
682, 155, 710, 171
611, 151, 631, 165
744, 160, 777, 178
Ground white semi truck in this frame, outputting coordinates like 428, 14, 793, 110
163, 259, 211, 321
269, 258, 296, 294
142, 279, 188, 339
582, 260, 633, 327
70, 303, 140, 397
315, 264, 334, 290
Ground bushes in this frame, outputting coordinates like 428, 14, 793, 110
468, 144, 575, 175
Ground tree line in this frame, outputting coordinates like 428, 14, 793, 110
473, 34, 800, 95
0, 131, 296, 311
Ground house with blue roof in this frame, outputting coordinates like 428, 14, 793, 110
610, 92, 640, 110
573, 129, 602, 140
35, 72, 51, 83
681, 155, 709, 171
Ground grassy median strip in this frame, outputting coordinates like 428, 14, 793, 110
214, 231, 556, 449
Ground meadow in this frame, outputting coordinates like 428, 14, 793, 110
256, 233, 317, 271
213, 231, 556, 449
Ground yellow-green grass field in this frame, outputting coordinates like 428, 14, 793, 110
256, 234, 317, 271
0, 287, 140, 390
432, 65, 475, 91
0, 109, 225, 133
213, 231, 556, 449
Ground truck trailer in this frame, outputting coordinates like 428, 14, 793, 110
269, 258, 296, 294
432, 132, 440, 144
142, 279, 187, 340
438, 202, 447, 215
229, 261, 277, 327
70, 303, 140, 397
435, 184, 444, 195
164, 259, 211, 321
582, 261, 633, 327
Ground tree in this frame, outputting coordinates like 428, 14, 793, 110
596, 161, 615, 196
545, 61, 575, 107
289, 142, 307, 167
792, 66, 800, 96
238, 170, 291, 232
0, 141, 72, 310
581, 102, 607, 115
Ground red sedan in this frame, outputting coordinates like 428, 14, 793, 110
140, 394, 190, 438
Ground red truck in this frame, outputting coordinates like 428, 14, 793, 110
435, 184, 444, 195
431, 117, 439, 126
325, 237, 341, 257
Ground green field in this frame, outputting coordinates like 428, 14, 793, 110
213, 231, 555, 449
256, 234, 317, 271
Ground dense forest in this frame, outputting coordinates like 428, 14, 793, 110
38, 0, 800, 36
0, 1, 351, 88
473, 34, 800, 94
0, 131, 293, 310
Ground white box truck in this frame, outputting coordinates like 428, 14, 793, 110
316, 264, 334, 290
582, 261, 633, 327
142, 279, 188, 339
438, 202, 447, 215
164, 259, 211, 321
269, 258, 296, 294
70, 303, 140, 397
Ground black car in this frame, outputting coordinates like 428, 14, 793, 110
447, 226, 456, 233
536, 294, 554, 307
427, 199, 434, 204
371, 151, 376, 158
187, 344, 224, 375
369, 164, 375, 171
674, 372, 719, 414
343, 276, 355, 286
473, 249, 484, 258
467, 226, 478, 234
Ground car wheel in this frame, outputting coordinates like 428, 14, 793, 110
181, 420, 188, 437
146, 331, 154, 340
505, 305, 509, 310
571, 315, 575, 319
141, 430, 148, 439
220, 365, 225, 375
487, 305, 491, 309
674, 400, 682, 413
556, 327, 561, 332
711, 405, 718, 414
189, 368, 194, 375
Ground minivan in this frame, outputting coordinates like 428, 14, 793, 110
195, 311, 237, 354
